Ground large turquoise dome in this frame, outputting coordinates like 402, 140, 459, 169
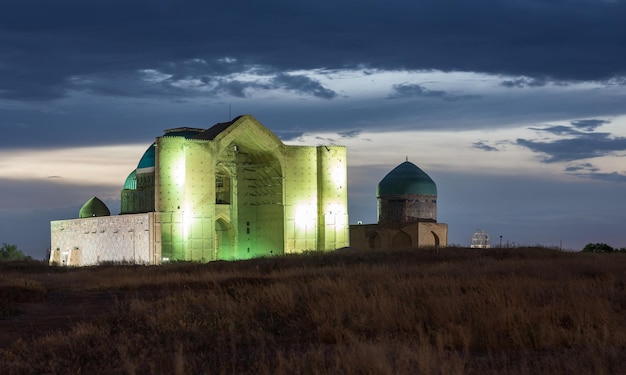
136, 128, 205, 170
377, 161, 437, 197
137, 144, 156, 170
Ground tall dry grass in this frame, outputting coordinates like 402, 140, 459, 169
1, 247, 625, 374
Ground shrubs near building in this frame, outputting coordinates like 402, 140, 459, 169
0, 243, 28, 261
582, 242, 626, 253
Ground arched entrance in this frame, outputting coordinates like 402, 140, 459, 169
431, 231, 440, 249
368, 232, 382, 249
391, 231, 412, 249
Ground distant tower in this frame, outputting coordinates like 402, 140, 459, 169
377, 161, 437, 224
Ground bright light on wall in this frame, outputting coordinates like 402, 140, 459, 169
173, 157, 185, 187
295, 202, 317, 231
183, 203, 193, 240
331, 163, 345, 188
326, 202, 347, 226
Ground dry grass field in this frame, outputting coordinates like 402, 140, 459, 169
1, 247, 625, 374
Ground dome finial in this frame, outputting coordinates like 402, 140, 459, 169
406, 156, 408, 162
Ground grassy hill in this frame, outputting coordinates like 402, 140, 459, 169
1, 247, 625, 374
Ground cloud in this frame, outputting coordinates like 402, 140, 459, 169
529, 125, 584, 137
516, 118, 626, 163
527, 119, 611, 137
563, 162, 626, 183
500, 77, 550, 88
213, 79, 266, 98
338, 130, 361, 138
388, 83, 479, 101
516, 134, 626, 163
571, 119, 609, 131
270, 74, 337, 99
566, 168, 626, 182
66, 62, 337, 100
564, 162, 599, 173
473, 141, 499, 152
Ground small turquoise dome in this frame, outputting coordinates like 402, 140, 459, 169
79, 197, 111, 218
377, 161, 437, 197
123, 170, 137, 190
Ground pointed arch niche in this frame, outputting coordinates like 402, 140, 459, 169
391, 231, 412, 249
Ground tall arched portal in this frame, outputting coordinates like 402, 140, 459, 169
235, 148, 284, 258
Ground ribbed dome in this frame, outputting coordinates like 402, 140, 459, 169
79, 197, 111, 218
377, 161, 437, 197
123, 170, 137, 190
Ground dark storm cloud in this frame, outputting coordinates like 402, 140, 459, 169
516, 121, 626, 162
2, 0, 626, 101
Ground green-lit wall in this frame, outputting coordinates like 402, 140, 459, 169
283, 146, 319, 253
154, 115, 349, 262
316, 146, 349, 250
155, 136, 188, 261
184, 140, 217, 261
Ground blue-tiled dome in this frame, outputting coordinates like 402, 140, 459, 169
377, 161, 437, 197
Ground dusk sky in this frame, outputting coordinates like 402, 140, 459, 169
2, 0, 626, 258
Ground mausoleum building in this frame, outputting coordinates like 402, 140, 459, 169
349, 160, 448, 250
50, 115, 349, 266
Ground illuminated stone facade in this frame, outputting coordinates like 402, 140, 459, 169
50, 213, 159, 266
50, 115, 349, 265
